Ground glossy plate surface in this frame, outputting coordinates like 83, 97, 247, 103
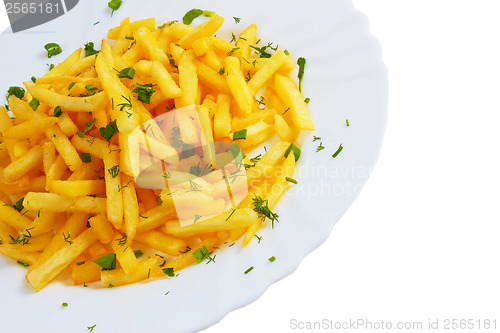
0, 1, 387, 332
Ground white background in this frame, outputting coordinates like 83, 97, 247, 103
206, 1, 500, 332
1, 1, 500, 332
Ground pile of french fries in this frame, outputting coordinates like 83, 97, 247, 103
0, 14, 314, 292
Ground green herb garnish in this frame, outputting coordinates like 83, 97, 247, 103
192, 245, 210, 263
108, 0, 122, 15
297, 57, 306, 91
244, 266, 254, 274
162, 267, 175, 277
268, 256, 276, 262
284, 143, 301, 162
99, 119, 118, 143
44, 43, 62, 58
332, 144, 343, 158
232, 129, 247, 141
285, 177, 298, 184
84, 42, 100, 57
118, 67, 135, 80
82, 153, 92, 163
93, 253, 116, 271
252, 195, 279, 227
29, 98, 39, 111
6, 86, 25, 101
132, 83, 155, 104
183, 9, 215, 25
77, 119, 96, 138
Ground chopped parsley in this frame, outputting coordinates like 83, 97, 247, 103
76, 119, 96, 138
68, 82, 76, 90
268, 256, 276, 262
62, 302, 68, 307
316, 142, 325, 152
133, 250, 143, 258
82, 153, 92, 163
313, 136, 321, 142
99, 120, 118, 143
183, 9, 215, 25
244, 266, 254, 274
233, 17, 241, 23
118, 67, 135, 80
6, 86, 25, 101
162, 267, 175, 277
346, 119, 350, 126
286, 177, 298, 184
93, 253, 116, 271
132, 83, 155, 104
84, 42, 100, 57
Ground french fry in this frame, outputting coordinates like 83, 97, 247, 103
225, 56, 253, 116
2, 117, 59, 140
136, 204, 177, 233
273, 114, 295, 142
121, 174, 139, 244
150, 237, 217, 278
235, 24, 257, 65
57, 112, 79, 137
31, 212, 88, 268
214, 94, 231, 138
71, 261, 102, 285
23, 192, 107, 214
24, 82, 108, 113
0, 220, 16, 243
103, 149, 123, 228
2, 144, 43, 183
136, 27, 171, 67
26, 228, 97, 292
45, 125, 82, 172
42, 48, 81, 78
49, 180, 106, 197
273, 74, 314, 131
110, 232, 138, 275
88, 215, 114, 244
194, 59, 231, 94
179, 15, 224, 49
247, 49, 289, 95
178, 50, 198, 107
94, 40, 140, 132
24, 212, 63, 237
134, 230, 187, 256
151, 61, 182, 98
163, 208, 257, 238
101, 256, 159, 287
2, 232, 53, 252
0, 247, 40, 266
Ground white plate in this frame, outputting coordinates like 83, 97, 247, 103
0, 0, 387, 332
